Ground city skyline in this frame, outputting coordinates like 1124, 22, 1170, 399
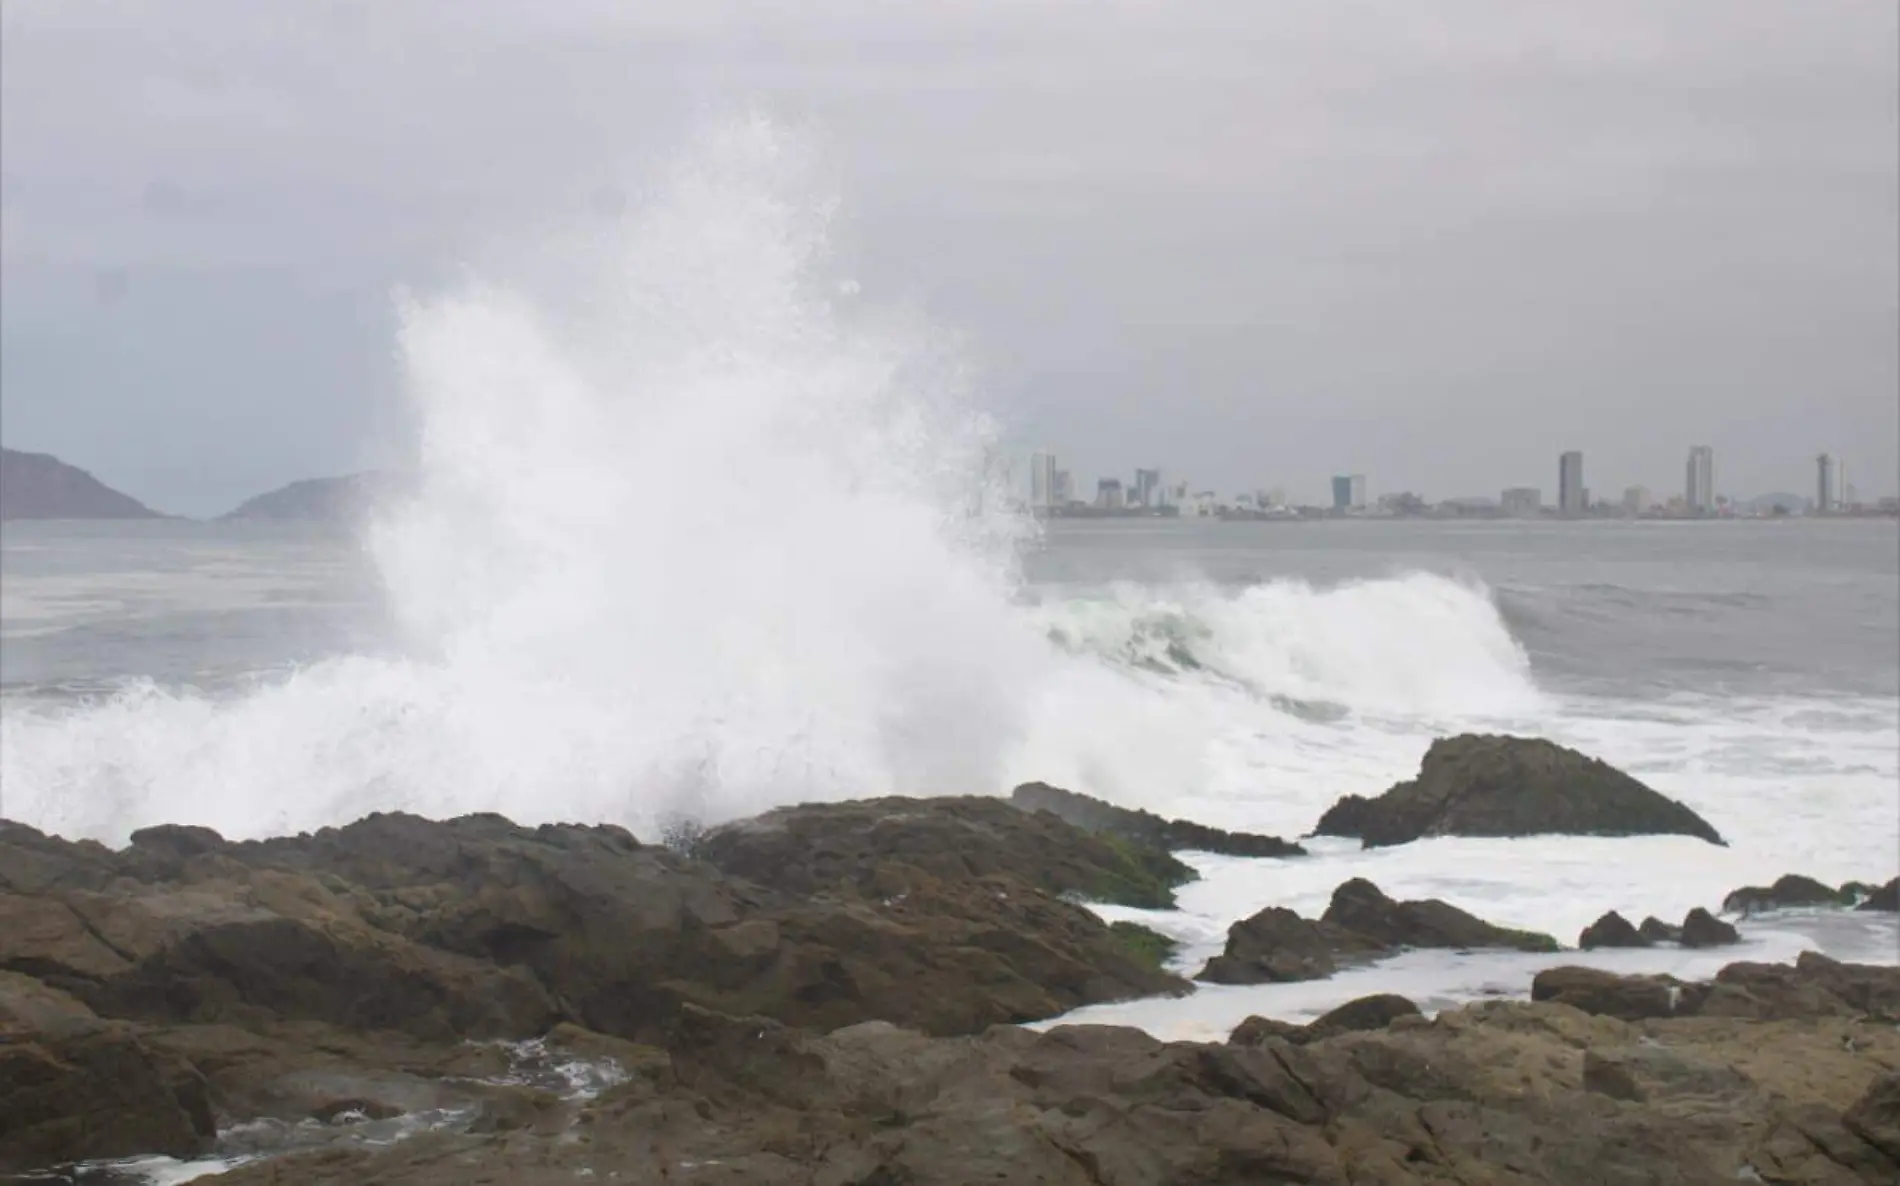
1021, 441, 1890, 513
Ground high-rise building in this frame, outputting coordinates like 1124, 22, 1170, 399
1621, 486, 1651, 516
1331, 476, 1352, 510
1096, 478, 1124, 508
1029, 451, 1058, 510
1558, 451, 1585, 516
1816, 453, 1837, 513
1133, 468, 1161, 508
1053, 470, 1073, 507
1685, 446, 1715, 513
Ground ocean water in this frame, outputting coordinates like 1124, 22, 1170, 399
2, 120, 1896, 1051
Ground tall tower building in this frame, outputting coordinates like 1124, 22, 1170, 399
1029, 451, 1058, 510
1558, 451, 1585, 516
1685, 446, 1715, 513
1816, 453, 1837, 513
1133, 468, 1161, 508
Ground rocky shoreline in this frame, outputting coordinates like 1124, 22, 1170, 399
4, 735, 1897, 1184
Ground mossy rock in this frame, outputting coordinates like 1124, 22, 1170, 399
1108, 921, 1178, 971
1086, 834, 1197, 909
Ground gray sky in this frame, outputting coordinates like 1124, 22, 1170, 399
4, 0, 1896, 516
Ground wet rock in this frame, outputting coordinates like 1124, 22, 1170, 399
208, 977, 1900, 1186
1532, 966, 1681, 1021
1199, 878, 1556, 985
1311, 733, 1726, 848
0, 977, 216, 1174
1679, 906, 1742, 949
1009, 781, 1306, 859
6, 805, 1186, 1050
1197, 906, 1347, 984
1578, 910, 1649, 949
1856, 877, 1899, 913
1723, 874, 1852, 915
699, 793, 1197, 908
1318, 878, 1560, 954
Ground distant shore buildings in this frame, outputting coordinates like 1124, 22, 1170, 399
1018, 443, 1893, 522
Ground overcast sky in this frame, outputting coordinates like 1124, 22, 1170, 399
3, 0, 1895, 516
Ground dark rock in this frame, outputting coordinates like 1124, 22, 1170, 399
1311, 733, 1726, 848
1856, 877, 1899, 913
1199, 878, 1556, 985
6, 805, 1185, 1048
1532, 966, 1680, 1021
1722, 873, 1849, 915
1679, 906, 1741, 949
1009, 781, 1306, 859
1638, 915, 1682, 943
698, 794, 1196, 909
1578, 910, 1650, 950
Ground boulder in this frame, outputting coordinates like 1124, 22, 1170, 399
1531, 966, 1681, 1021
1578, 910, 1649, 950
1638, 915, 1682, 944
1722, 873, 1851, 915
1009, 781, 1306, 859
1679, 906, 1742, 949
1857, 878, 1899, 913
1198, 878, 1556, 985
1311, 734, 1726, 848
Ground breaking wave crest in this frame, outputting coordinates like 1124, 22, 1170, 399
0, 118, 1542, 845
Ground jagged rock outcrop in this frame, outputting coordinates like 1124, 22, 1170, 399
5, 805, 1182, 1054
0, 447, 164, 520
1009, 781, 1306, 858
1313, 734, 1726, 848
1725, 873, 1862, 915
204, 958, 1900, 1186
5, 805, 1899, 1183
1198, 877, 1557, 985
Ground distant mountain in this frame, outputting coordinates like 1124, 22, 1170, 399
0, 448, 165, 520
220, 471, 403, 521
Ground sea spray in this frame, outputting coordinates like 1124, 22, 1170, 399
0, 118, 1549, 845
